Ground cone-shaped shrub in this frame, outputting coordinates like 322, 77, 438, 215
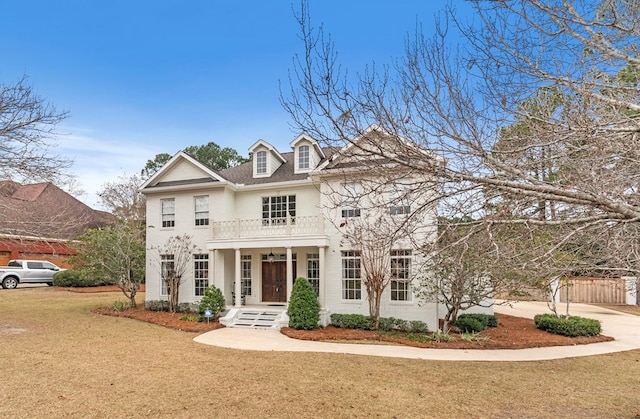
288, 277, 320, 330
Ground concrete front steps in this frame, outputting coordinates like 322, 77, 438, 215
220, 307, 289, 329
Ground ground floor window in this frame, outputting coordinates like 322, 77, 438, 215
390, 250, 412, 301
160, 254, 174, 296
194, 254, 209, 297
306, 253, 320, 295
241, 255, 252, 296
341, 251, 361, 300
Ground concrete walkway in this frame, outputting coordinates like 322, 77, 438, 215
193, 302, 640, 361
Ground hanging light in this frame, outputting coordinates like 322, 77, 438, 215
268, 249, 275, 263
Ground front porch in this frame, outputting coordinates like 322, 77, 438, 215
206, 226, 330, 309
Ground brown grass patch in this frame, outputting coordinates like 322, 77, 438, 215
1, 287, 639, 418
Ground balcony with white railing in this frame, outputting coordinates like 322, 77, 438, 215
211, 215, 325, 239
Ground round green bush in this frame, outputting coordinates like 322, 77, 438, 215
455, 316, 484, 333
288, 277, 320, 330
197, 286, 226, 321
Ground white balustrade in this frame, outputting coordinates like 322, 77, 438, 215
211, 215, 324, 238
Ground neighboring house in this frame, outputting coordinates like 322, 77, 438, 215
0, 181, 115, 267
140, 126, 482, 329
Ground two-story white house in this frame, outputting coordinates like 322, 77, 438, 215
140, 127, 446, 329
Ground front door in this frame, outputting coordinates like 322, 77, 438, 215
262, 261, 296, 302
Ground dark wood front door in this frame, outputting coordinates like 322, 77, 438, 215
262, 261, 296, 302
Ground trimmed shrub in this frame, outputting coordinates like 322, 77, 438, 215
145, 300, 170, 312
456, 313, 498, 329
408, 320, 430, 333
53, 270, 112, 287
378, 316, 399, 332
330, 314, 430, 333
145, 300, 198, 313
287, 278, 321, 330
197, 286, 226, 321
330, 313, 372, 330
534, 314, 602, 337
455, 316, 485, 333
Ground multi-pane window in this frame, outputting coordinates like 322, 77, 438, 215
241, 255, 252, 296
161, 198, 175, 228
194, 196, 209, 226
307, 253, 320, 296
160, 254, 175, 296
194, 254, 209, 297
341, 183, 362, 218
262, 195, 296, 225
341, 251, 361, 300
390, 250, 412, 301
389, 180, 411, 216
390, 205, 411, 216
256, 150, 267, 174
298, 145, 310, 169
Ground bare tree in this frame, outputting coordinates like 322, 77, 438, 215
98, 173, 146, 227
1, 75, 71, 183
283, 0, 640, 295
317, 137, 438, 328
151, 234, 198, 312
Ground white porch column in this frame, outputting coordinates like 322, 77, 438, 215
318, 246, 326, 308
234, 248, 242, 307
286, 246, 293, 302
208, 249, 215, 289
213, 249, 224, 290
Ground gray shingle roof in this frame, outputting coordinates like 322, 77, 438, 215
219, 148, 338, 185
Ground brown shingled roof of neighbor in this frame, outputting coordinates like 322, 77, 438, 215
0, 181, 116, 240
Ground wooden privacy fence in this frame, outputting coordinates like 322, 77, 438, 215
560, 277, 627, 305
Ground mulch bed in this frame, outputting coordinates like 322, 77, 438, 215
93, 305, 223, 333
80, 285, 614, 349
281, 314, 614, 349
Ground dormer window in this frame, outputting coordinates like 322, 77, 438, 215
298, 145, 309, 169
256, 151, 267, 174
290, 134, 324, 174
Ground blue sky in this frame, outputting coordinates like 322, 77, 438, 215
1, 1, 466, 208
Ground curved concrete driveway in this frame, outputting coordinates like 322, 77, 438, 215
193, 302, 640, 361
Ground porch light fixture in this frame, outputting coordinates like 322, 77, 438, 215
268, 249, 275, 263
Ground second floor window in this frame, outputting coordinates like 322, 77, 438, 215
341, 183, 362, 218
389, 180, 411, 216
161, 198, 175, 228
256, 151, 267, 174
262, 195, 296, 225
194, 196, 209, 226
298, 145, 309, 169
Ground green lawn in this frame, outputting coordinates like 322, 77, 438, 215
1, 287, 639, 418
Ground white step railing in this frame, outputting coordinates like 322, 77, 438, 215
220, 308, 289, 329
